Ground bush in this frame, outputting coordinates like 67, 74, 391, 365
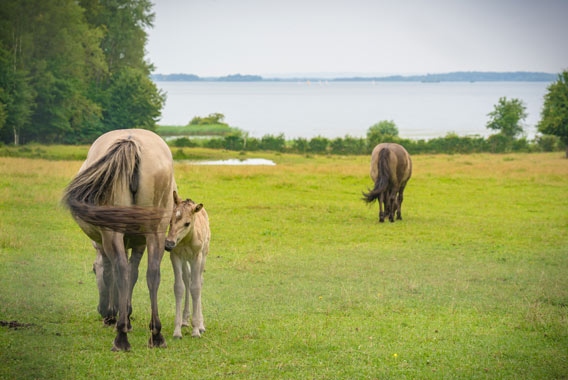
259, 134, 285, 152
223, 134, 245, 151
536, 134, 562, 152
309, 136, 329, 153
292, 138, 308, 154
204, 138, 224, 149
487, 134, 514, 153
245, 137, 260, 151
172, 137, 198, 147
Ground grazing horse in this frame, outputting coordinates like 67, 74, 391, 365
363, 143, 412, 222
164, 191, 210, 339
63, 129, 176, 351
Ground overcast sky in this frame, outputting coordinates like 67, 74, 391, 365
146, 0, 568, 77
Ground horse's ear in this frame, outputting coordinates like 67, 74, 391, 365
194, 203, 203, 213
173, 191, 181, 206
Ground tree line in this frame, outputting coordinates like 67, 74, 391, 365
0, 0, 163, 145
171, 75, 568, 157
172, 72, 568, 157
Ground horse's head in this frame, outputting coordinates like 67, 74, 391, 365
165, 191, 203, 252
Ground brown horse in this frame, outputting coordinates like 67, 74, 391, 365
63, 129, 176, 351
363, 143, 412, 222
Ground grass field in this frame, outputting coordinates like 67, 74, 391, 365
0, 149, 567, 379
156, 124, 236, 136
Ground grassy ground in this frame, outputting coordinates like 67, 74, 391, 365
156, 124, 236, 136
0, 150, 566, 379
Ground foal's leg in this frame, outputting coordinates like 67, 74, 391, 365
146, 233, 167, 348
101, 231, 131, 351
127, 245, 144, 331
170, 253, 185, 339
181, 260, 191, 328
189, 251, 205, 337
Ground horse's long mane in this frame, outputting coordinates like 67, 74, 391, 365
62, 139, 166, 234
362, 146, 391, 203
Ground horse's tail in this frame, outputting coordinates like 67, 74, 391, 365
62, 139, 166, 234
362, 147, 391, 203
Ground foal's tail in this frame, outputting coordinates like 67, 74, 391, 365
362, 147, 391, 203
62, 139, 166, 234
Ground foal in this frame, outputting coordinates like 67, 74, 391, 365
164, 191, 210, 338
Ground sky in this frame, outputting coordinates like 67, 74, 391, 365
146, 0, 568, 77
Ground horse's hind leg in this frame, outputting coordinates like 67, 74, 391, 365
379, 192, 385, 223
102, 231, 131, 352
95, 245, 118, 327
146, 232, 167, 348
388, 189, 397, 223
397, 182, 407, 220
127, 245, 144, 331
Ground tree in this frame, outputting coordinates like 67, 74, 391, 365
538, 70, 568, 158
367, 120, 399, 137
0, 46, 33, 144
367, 120, 399, 150
103, 67, 165, 132
486, 97, 527, 138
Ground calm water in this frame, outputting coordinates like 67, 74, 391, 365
155, 81, 550, 139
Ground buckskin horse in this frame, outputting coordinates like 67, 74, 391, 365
63, 129, 176, 351
363, 143, 412, 222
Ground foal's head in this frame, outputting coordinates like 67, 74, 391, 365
164, 191, 203, 252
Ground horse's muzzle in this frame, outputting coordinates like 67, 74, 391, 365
164, 240, 175, 252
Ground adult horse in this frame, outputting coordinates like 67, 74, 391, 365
362, 143, 412, 222
63, 129, 176, 351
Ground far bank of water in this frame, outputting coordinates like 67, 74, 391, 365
155, 81, 550, 139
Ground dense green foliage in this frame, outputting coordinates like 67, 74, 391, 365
486, 97, 527, 138
0, 0, 163, 144
0, 152, 567, 378
190, 113, 227, 126
157, 124, 237, 136
538, 70, 568, 157
166, 121, 564, 155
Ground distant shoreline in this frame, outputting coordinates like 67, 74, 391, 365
151, 71, 557, 83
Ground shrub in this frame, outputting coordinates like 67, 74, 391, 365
308, 136, 329, 153
172, 137, 197, 147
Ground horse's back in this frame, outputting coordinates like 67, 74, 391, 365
370, 143, 411, 184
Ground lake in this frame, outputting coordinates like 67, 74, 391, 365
155, 81, 550, 139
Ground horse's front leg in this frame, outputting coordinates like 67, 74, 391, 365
189, 251, 205, 337
146, 233, 167, 348
101, 232, 131, 352
127, 245, 144, 331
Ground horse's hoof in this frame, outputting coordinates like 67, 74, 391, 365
181, 321, 190, 327
379, 219, 385, 223
173, 334, 182, 340
199, 327, 206, 334
191, 329, 202, 338
111, 332, 131, 352
103, 317, 117, 327
148, 333, 167, 348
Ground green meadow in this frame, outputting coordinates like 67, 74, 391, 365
0, 149, 567, 379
